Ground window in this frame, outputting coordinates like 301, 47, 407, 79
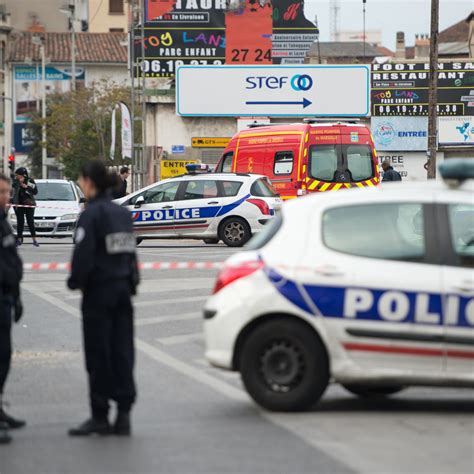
128, 181, 179, 205
448, 204, 474, 267
274, 151, 294, 175
218, 152, 234, 173
323, 203, 426, 261
344, 145, 373, 181
109, 0, 124, 14
109, 28, 125, 32
221, 181, 243, 197
36, 183, 75, 201
310, 145, 338, 181
182, 180, 218, 200
250, 178, 278, 197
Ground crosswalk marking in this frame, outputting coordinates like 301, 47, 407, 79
135, 313, 200, 326
156, 333, 203, 346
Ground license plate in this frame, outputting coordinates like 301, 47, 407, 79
35, 221, 54, 228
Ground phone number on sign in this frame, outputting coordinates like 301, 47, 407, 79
140, 59, 224, 77
373, 104, 465, 116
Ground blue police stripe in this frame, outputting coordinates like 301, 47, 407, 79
265, 268, 473, 328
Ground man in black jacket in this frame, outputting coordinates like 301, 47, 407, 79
0, 173, 26, 444
381, 160, 402, 182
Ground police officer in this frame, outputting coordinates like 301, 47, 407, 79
0, 173, 26, 445
67, 161, 139, 437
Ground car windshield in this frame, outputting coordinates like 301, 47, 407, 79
36, 182, 76, 201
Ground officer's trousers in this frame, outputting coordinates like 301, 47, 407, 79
81, 280, 136, 419
0, 295, 13, 394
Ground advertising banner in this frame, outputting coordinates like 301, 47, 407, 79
176, 65, 370, 117
371, 61, 474, 117
371, 117, 428, 151
438, 116, 474, 146
138, 0, 318, 78
377, 151, 444, 181
13, 123, 34, 153
192, 137, 231, 147
14, 66, 85, 122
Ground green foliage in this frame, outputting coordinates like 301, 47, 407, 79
27, 79, 139, 180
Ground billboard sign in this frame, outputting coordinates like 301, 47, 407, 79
371, 117, 428, 151
138, 0, 318, 78
438, 116, 474, 146
377, 152, 444, 181
160, 159, 199, 179
176, 65, 370, 117
13, 123, 34, 153
14, 66, 85, 123
371, 61, 474, 117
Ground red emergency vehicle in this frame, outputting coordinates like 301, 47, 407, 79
215, 120, 380, 199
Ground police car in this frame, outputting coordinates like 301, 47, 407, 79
115, 166, 282, 247
204, 159, 474, 411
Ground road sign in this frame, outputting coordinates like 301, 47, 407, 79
160, 159, 199, 179
171, 145, 185, 154
192, 137, 231, 148
176, 65, 370, 117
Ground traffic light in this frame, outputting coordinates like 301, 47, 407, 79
8, 153, 15, 180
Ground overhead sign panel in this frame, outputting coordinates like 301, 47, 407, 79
176, 65, 370, 117
371, 117, 428, 151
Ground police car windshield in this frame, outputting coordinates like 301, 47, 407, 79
36, 182, 76, 201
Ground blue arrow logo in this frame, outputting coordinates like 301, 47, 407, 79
246, 98, 312, 109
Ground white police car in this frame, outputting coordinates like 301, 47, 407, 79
204, 159, 474, 411
115, 167, 281, 247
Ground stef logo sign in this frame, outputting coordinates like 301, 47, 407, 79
176, 65, 370, 117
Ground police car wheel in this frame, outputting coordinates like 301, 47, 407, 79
342, 384, 406, 398
240, 319, 329, 412
219, 217, 251, 247
203, 238, 219, 245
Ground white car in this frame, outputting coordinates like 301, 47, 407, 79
204, 159, 474, 411
9, 179, 84, 237
115, 171, 282, 247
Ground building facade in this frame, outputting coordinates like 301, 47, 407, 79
88, 0, 128, 33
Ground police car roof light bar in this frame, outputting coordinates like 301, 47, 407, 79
186, 163, 211, 174
439, 159, 474, 183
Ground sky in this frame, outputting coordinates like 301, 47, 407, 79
303, 0, 473, 50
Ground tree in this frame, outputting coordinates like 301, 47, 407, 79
27, 80, 139, 180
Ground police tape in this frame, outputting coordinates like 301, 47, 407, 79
23, 261, 224, 271
7, 204, 79, 211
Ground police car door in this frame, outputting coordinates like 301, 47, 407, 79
128, 181, 180, 238
309, 200, 443, 374
437, 195, 474, 376
173, 179, 221, 237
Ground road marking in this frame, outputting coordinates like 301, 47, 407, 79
156, 333, 203, 346
136, 313, 200, 326
22, 283, 359, 470
135, 295, 207, 308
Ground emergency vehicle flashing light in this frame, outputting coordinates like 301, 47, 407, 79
439, 158, 474, 183
186, 163, 210, 174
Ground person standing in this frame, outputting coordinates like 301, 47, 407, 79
0, 173, 26, 445
68, 161, 139, 437
12, 167, 39, 247
113, 166, 130, 199
381, 160, 402, 182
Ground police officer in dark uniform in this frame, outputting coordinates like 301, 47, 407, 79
67, 161, 139, 437
0, 173, 26, 445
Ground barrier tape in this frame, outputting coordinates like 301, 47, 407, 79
24, 261, 224, 271
7, 204, 81, 211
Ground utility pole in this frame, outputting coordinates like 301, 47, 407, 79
427, 0, 439, 179
362, 0, 367, 60
315, 15, 321, 64
60, 3, 76, 91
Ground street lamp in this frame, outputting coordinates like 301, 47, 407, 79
59, 3, 76, 92
362, 0, 367, 60
32, 34, 47, 178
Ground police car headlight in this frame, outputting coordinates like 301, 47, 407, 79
61, 213, 79, 221
9, 213, 16, 222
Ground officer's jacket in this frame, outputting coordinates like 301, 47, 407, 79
0, 209, 23, 296
68, 194, 139, 292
